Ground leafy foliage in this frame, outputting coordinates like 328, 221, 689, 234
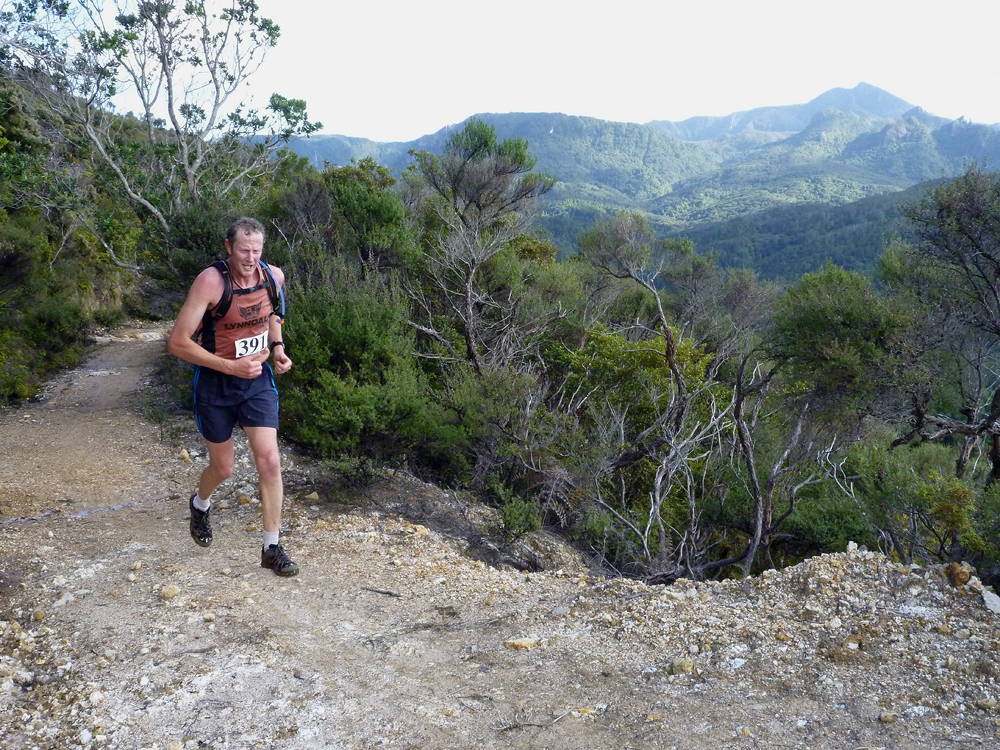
0, 211, 89, 398
5, 0, 321, 268
280, 256, 453, 471
769, 262, 917, 425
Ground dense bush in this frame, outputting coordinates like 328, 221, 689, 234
0, 213, 90, 399
279, 256, 463, 478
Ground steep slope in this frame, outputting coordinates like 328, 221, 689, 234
477, 113, 722, 204
644, 109, 915, 227
671, 182, 926, 281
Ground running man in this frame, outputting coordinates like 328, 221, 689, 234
167, 217, 298, 576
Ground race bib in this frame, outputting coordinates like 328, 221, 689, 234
234, 330, 268, 358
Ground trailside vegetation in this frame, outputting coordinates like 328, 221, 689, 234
0, 0, 319, 387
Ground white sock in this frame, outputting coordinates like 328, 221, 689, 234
263, 530, 280, 549
192, 492, 211, 512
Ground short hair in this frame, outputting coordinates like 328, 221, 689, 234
226, 217, 266, 243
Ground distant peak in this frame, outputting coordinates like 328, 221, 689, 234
806, 84, 913, 119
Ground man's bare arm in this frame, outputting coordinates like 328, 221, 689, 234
268, 266, 292, 375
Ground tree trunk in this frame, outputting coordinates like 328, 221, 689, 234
990, 433, 1000, 488
956, 434, 976, 478
987, 387, 1000, 487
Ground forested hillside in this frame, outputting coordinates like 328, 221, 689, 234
671, 182, 931, 281
6, 2, 1000, 591
287, 84, 1000, 277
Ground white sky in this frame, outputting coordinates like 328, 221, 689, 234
248, 0, 999, 142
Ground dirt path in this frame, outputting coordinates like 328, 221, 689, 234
2, 328, 1000, 749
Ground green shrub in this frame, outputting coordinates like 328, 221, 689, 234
23, 297, 86, 368
279, 257, 459, 477
0, 327, 35, 400
91, 305, 127, 328
781, 484, 878, 554
500, 495, 542, 540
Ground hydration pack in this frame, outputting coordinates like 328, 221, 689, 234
198, 260, 285, 353
207, 259, 285, 324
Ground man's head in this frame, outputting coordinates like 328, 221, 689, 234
226, 217, 266, 245
225, 217, 265, 275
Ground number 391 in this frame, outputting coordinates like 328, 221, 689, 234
235, 331, 268, 358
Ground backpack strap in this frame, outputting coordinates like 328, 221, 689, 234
207, 260, 284, 322
209, 260, 235, 322
259, 260, 286, 324
196, 261, 233, 352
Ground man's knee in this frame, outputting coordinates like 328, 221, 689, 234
254, 449, 281, 480
207, 453, 235, 480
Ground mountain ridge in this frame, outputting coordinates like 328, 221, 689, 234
646, 82, 919, 141
284, 84, 1000, 276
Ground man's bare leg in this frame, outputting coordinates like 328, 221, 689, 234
199, 438, 235, 501
189, 438, 233, 548
243, 426, 282, 532
245, 426, 297, 576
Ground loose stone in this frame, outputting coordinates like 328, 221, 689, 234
160, 584, 180, 600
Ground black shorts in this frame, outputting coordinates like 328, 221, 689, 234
193, 365, 279, 444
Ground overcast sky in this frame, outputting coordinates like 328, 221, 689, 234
248, 0, 1000, 142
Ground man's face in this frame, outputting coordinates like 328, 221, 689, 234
225, 231, 264, 276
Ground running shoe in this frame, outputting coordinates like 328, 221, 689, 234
261, 544, 299, 576
189, 494, 213, 547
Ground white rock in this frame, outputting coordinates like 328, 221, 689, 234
982, 589, 1000, 615
53, 592, 73, 608
12, 669, 32, 684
